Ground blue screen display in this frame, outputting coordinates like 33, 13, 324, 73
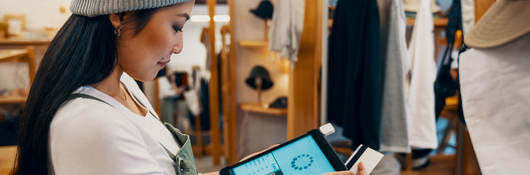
231, 135, 335, 175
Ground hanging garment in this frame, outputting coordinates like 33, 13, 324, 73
199, 78, 211, 131
459, 33, 530, 175
327, 0, 384, 150
406, 0, 438, 149
378, 0, 410, 153
460, 0, 474, 34
268, 0, 304, 64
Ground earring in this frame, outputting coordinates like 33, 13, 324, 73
172, 48, 178, 54
114, 26, 121, 37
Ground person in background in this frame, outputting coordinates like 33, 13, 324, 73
158, 67, 190, 129
13, 0, 361, 174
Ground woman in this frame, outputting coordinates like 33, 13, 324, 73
14, 0, 363, 174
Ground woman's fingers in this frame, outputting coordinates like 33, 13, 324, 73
356, 162, 366, 175
324, 162, 365, 175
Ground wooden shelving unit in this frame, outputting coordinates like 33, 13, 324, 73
224, 0, 325, 164
287, 0, 323, 139
238, 40, 268, 48
406, 17, 449, 28
240, 103, 287, 116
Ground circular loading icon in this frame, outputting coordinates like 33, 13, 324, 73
290, 154, 314, 171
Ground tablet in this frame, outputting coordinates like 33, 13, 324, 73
220, 129, 347, 175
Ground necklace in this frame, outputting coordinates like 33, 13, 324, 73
118, 84, 128, 104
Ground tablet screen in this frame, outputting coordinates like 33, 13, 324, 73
231, 135, 335, 175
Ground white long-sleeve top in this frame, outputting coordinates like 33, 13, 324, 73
49, 73, 180, 175
406, 0, 438, 149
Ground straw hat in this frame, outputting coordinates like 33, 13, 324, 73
465, 0, 530, 48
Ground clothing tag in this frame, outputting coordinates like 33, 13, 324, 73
345, 144, 384, 174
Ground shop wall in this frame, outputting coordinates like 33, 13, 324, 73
168, 21, 209, 73
0, 0, 71, 90
231, 0, 289, 158
144, 5, 229, 104
232, 0, 288, 105
167, 5, 229, 73
0, 0, 71, 30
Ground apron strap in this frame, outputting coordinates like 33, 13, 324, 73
71, 90, 197, 174
68, 93, 112, 106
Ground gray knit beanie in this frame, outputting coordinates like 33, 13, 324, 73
70, 0, 193, 17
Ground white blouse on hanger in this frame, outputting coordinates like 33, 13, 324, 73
405, 0, 438, 149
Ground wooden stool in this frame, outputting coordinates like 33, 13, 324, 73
438, 96, 459, 155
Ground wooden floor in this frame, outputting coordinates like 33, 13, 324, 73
0, 146, 16, 175
402, 155, 456, 175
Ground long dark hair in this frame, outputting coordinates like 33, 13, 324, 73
14, 9, 157, 175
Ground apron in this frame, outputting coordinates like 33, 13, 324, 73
68, 93, 199, 175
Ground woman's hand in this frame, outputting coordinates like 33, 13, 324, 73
323, 162, 366, 175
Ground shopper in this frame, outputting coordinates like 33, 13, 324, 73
13, 0, 362, 174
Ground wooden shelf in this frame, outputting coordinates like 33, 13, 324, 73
0, 49, 27, 63
240, 103, 287, 116
239, 40, 268, 48
406, 17, 449, 28
0, 37, 51, 46
0, 96, 27, 104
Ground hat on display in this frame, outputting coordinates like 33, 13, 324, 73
70, 0, 193, 17
403, 0, 441, 13
245, 65, 274, 90
464, 0, 530, 49
250, 0, 274, 20
269, 96, 287, 109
